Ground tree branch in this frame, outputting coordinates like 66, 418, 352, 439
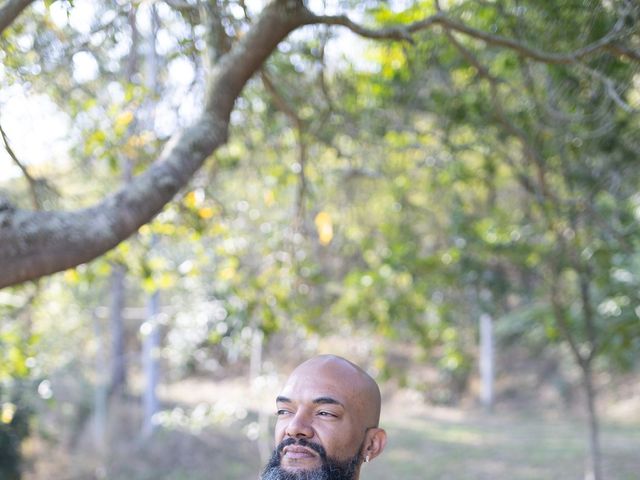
315, 33, 337, 126
577, 265, 598, 364
582, 64, 639, 113
200, 0, 233, 68
310, 13, 416, 43
606, 43, 640, 63
260, 69, 308, 231
0, 0, 33, 35
311, 9, 636, 65
0, 121, 40, 209
0, 0, 315, 289
440, 23, 556, 208
550, 271, 588, 370
441, 27, 498, 83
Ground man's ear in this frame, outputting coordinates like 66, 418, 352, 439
362, 427, 387, 462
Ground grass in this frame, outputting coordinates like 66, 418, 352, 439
22, 380, 640, 480
110, 400, 640, 480
369, 403, 640, 480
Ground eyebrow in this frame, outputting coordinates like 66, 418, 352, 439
276, 396, 344, 408
313, 396, 344, 407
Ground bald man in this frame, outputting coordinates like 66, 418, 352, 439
260, 355, 387, 480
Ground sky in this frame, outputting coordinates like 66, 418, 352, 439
0, 0, 84, 181
0, 87, 70, 182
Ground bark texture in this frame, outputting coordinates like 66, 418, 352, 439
0, 0, 33, 34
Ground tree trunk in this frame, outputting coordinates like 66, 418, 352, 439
582, 363, 603, 480
108, 264, 127, 396
479, 313, 494, 411
92, 310, 108, 456
140, 6, 162, 440
141, 289, 160, 439
107, 1, 136, 398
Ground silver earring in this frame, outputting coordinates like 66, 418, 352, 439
365, 455, 370, 463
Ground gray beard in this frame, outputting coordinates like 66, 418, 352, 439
260, 439, 360, 480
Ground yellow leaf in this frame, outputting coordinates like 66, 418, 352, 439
184, 190, 198, 209
185, 189, 206, 210
116, 242, 131, 255
314, 211, 334, 246
123, 134, 149, 158
97, 262, 111, 276
198, 207, 215, 219
156, 223, 176, 235
8, 347, 27, 376
158, 272, 176, 289
211, 224, 229, 236
114, 111, 134, 135
148, 256, 168, 271
263, 190, 275, 207
219, 266, 236, 281
85, 130, 107, 155
64, 269, 80, 284
1, 403, 16, 424
142, 277, 156, 293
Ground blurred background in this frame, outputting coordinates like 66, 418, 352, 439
1, 0, 639, 479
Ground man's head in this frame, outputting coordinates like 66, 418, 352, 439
261, 355, 387, 480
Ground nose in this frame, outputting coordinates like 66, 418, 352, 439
284, 410, 314, 439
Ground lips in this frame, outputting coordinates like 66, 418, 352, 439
283, 445, 318, 459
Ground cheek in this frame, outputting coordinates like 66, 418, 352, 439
274, 420, 287, 442
315, 423, 361, 459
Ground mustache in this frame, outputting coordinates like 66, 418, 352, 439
277, 437, 327, 460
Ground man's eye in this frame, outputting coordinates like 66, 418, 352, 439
317, 411, 336, 417
276, 409, 291, 416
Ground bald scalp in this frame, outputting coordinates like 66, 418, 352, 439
289, 354, 382, 427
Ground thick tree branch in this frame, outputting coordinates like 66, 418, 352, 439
0, 0, 33, 34
0, 0, 315, 288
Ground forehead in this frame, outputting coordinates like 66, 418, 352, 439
279, 362, 361, 406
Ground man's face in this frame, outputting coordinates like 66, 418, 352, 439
263, 360, 372, 479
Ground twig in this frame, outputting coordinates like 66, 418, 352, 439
438, 22, 554, 206
260, 70, 308, 232
0, 120, 40, 209
582, 65, 638, 113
